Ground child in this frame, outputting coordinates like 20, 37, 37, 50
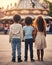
9, 14, 23, 62
34, 16, 47, 61
23, 17, 35, 62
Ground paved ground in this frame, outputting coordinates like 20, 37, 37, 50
0, 35, 52, 65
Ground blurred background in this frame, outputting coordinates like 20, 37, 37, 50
0, 0, 52, 34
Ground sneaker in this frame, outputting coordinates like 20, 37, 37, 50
31, 59, 35, 62
12, 58, 16, 62
24, 59, 27, 62
18, 59, 22, 62
18, 58, 22, 62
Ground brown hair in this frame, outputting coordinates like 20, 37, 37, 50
13, 14, 21, 23
35, 16, 46, 32
25, 17, 32, 25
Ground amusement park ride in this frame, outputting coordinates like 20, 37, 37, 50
0, 0, 51, 19
0, 0, 52, 31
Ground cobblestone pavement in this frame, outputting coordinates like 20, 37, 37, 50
0, 35, 52, 65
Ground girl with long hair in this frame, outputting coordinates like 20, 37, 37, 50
34, 16, 47, 61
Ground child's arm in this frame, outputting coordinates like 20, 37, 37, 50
32, 28, 37, 42
44, 30, 46, 37
9, 26, 12, 43
20, 25, 23, 41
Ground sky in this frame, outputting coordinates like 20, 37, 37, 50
0, 0, 52, 9
0, 0, 19, 9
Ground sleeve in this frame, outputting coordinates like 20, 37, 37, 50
9, 26, 12, 43
20, 25, 23, 41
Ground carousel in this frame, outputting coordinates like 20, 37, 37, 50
0, 0, 52, 32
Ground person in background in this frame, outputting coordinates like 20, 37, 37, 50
34, 16, 47, 61
46, 24, 50, 34
9, 14, 23, 62
23, 17, 35, 62
4, 24, 8, 34
49, 23, 52, 34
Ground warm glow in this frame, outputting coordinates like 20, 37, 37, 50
0, 0, 19, 9
47, 0, 52, 2
40, 0, 52, 3
0, 0, 52, 10
39, 0, 43, 3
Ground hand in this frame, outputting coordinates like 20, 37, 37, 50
9, 39, 11, 43
22, 40, 24, 42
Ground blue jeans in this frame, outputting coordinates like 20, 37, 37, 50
25, 38, 33, 60
11, 38, 21, 58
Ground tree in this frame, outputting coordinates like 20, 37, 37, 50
44, 0, 52, 16
49, 2, 52, 16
